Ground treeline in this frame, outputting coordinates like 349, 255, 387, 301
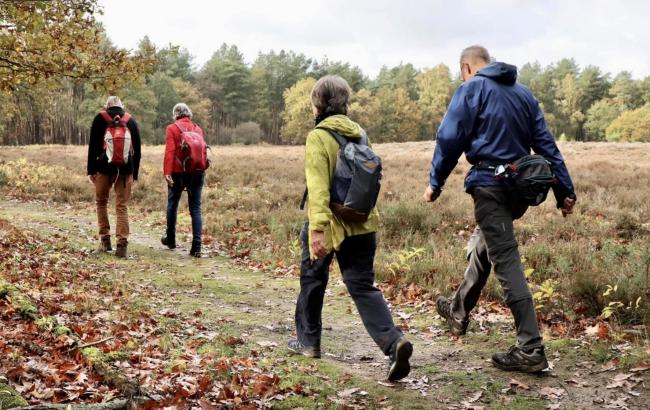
2, 38, 650, 145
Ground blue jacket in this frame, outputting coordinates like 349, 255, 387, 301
429, 62, 576, 208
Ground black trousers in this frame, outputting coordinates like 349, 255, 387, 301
294, 222, 403, 355
451, 186, 543, 349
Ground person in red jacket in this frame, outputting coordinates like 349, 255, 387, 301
161, 103, 205, 257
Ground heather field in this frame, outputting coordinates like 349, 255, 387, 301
0, 142, 648, 408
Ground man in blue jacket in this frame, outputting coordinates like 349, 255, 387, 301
423, 45, 576, 373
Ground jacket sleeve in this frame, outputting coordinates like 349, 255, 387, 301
163, 125, 176, 175
305, 131, 332, 231
87, 114, 104, 175
128, 118, 142, 181
530, 100, 576, 207
429, 83, 480, 188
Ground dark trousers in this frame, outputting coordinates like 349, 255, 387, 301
294, 222, 403, 355
451, 186, 543, 349
166, 173, 204, 243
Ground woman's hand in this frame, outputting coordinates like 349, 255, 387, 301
165, 175, 174, 187
310, 230, 329, 259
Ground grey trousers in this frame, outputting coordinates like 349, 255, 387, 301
450, 186, 543, 349
294, 222, 403, 355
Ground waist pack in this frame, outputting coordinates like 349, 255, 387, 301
100, 111, 132, 166
492, 155, 557, 206
175, 122, 209, 174
300, 130, 382, 223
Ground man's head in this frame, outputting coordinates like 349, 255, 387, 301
460, 45, 491, 81
105, 96, 123, 110
311, 75, 351, 117
173, 103, 193, 120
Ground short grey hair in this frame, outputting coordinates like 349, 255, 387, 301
105, 96, 123, 109
173, 103, 192, 120
460, 45, 491, 66
311, 75, 351, 115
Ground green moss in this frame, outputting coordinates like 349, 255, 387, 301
0, 280, 38, 319
82, 346, 104, 363
54, 325, 71, 336
105, 351, 129, 361
35, 315, 57, 329
0, 379, 28, 409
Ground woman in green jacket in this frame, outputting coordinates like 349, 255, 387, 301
288, 75, 413, 382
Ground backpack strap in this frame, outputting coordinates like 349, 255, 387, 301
99, 111, 113, 124
100, 111, 131, 125
175, 120, 196, 134
326, 129, 369, 146
299, 187, 308, 210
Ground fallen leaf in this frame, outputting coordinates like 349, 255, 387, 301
256, 340, 278, 348
539, 386, 565, 399
630, 363, 650, 373
509, 378, 530, 390
338, 387, 360, 397
464, 391, 483, 403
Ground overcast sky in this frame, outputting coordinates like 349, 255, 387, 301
98, 0, 650, 79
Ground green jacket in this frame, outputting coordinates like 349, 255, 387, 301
305, 115, 379, 258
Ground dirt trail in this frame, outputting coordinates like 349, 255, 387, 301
1, 199, 647, 409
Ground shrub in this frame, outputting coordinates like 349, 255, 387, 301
219, 122, 263, 145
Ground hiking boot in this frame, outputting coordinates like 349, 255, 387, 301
436, 296, 468, 336
287, 339, 321, 358
189, 241, 201, 258
387, 337, 413, 382
98, 237, 112, 252
492, 345, 548, 373
161, 236, 176, 249
115, 243, 128, 258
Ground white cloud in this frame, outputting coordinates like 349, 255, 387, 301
98, 0, 650, 78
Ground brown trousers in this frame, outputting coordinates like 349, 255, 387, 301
95, 173, 133, 245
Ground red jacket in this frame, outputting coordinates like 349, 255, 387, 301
163, 117, 204, 175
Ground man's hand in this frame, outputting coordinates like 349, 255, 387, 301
422, 185, 442, 203
165, 175, 174, 187
561, 197, 576, 217
88, 174, 96, 184
310, 230, 329, 259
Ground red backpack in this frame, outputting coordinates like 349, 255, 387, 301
175, 121, 209, 174
100, 111, 133, 166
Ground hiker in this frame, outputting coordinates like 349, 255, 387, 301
87, 96, 141, 258
161, 103, 209, 258
423, 46, 576, 373
288, 75, 413, 382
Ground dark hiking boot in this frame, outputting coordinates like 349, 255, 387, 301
387, 337, 413, 382
492, 345, 548, 373
115, 243, 127, 258
436, 296, 468, 336
98, 237, 112, 252
161, 236, 176, 249
189, 241, 201, 258
287, 339, 321, 358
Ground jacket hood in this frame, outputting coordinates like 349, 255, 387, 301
316, 114, 363, 139
476, 62, 518, 85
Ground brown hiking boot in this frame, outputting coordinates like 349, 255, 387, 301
436, 296, 468, 336
115, 243, 127, 258
98, 237, 112, 252
492, 345, 548, 373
